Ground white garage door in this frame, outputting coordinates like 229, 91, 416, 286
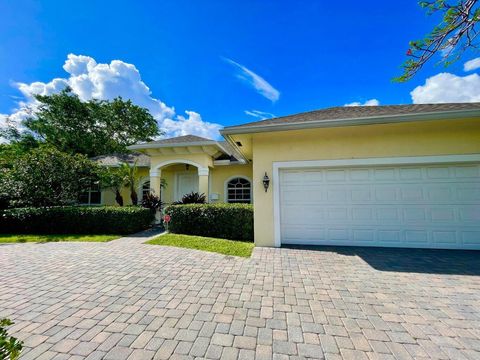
279, 163, 480, 250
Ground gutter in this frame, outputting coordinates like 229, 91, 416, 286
220, 109, 480, 136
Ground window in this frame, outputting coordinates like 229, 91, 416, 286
141, 180, 151, 200
79, 182, 101, 205
226, 177, 251, 203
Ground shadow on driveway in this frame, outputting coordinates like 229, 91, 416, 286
283, 245, 480, 276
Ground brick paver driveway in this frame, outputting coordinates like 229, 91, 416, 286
1, 233, 480, 360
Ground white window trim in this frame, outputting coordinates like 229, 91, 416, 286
224, 175, 252, 204
138, 177, 151, 198
272, 154, 480, 248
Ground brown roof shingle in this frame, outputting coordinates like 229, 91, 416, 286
225, 103, 480, 130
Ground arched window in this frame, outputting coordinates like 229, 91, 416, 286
226, 177, 251, 203
141, 180, 151, 199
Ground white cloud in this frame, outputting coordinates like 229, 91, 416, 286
1, 54, 222, 140
162, 111, 222, 139
224, 58, 280, 102
411, 72, 480, 103
464, 57, 480, 72
244, 110, 276, 120
344, 99, 380, 107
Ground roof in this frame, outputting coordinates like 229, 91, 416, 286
127, 134, 246, 163
140, 134, 213, 145
91, 152, 150, 167
222, 103, 480, 133
217, 141, 244, 162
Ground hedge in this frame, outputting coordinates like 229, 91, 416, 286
0, 206, 154, 235
164, 203, 253, 241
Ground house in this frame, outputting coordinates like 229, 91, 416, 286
112, 103, 480, 250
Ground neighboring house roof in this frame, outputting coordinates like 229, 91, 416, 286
91, 152, 150, 167
221, 103, 480, 134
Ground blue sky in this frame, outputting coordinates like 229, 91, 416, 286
1, 0, 479, 139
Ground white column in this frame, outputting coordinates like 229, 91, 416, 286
150, 169, 162, 200
198, 167, 209, 202
150, 169, 162, 223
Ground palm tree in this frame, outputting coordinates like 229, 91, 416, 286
98, 167, 124, 206
120, 161, 139, 205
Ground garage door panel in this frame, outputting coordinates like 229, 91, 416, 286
399, 167, 423, 180
459, 206, 480, 221
279, 164, 480, 250
433, 231, 457, 245
454, 165, 479, 178
457, 186, 480, 201
462, 231, 480, 246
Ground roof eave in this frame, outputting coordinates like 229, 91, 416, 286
220, 109, 480, 136
127, 140, 233, 157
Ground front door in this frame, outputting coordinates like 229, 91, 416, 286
176, 173, 199, 201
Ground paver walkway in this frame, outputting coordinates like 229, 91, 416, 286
1, 231, 480, 360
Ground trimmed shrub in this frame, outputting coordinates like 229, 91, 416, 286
164, 203, 253, 241
0, 318, 23, 360
0, 206, 154, 235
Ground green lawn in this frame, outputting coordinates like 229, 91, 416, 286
147, 233, 254, 257
0, 234, 119, 243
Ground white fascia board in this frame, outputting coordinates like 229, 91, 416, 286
220, 109, 480, 135
221, 135, 250, 163
213, 159, 247, 166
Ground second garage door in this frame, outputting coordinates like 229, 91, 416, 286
279, 163, 480, 250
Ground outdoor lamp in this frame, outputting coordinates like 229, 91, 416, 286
262, 172, 270, 192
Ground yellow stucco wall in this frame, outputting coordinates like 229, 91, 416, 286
252, 118, 480, 247
209, 164, 253, 203
102, 168, 150, 206
156, 163, 252, 204
101, 157, 253, 206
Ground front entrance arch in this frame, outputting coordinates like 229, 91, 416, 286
150, 159, 210, 203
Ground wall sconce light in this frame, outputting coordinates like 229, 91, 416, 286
185, 164, 190, 171
262, 172, 270, 192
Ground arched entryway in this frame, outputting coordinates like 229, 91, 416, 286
150, 159, 209, 203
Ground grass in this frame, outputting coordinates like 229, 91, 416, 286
0, 234, 119, 243
147, 233, 254, 257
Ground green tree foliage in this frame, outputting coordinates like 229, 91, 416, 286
0, 135, 39, 170
396, 0, 480, 81
2, 147, 99, 208
21, 87, 160, 157
0, 318, 23, 360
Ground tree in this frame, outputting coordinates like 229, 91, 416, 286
396, 0, 480, 82
0, 134, 39, 170
20, 88, 160, 157
2, 147, 98, 207
98, 167, 125, 206
120, 162, 140, 205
